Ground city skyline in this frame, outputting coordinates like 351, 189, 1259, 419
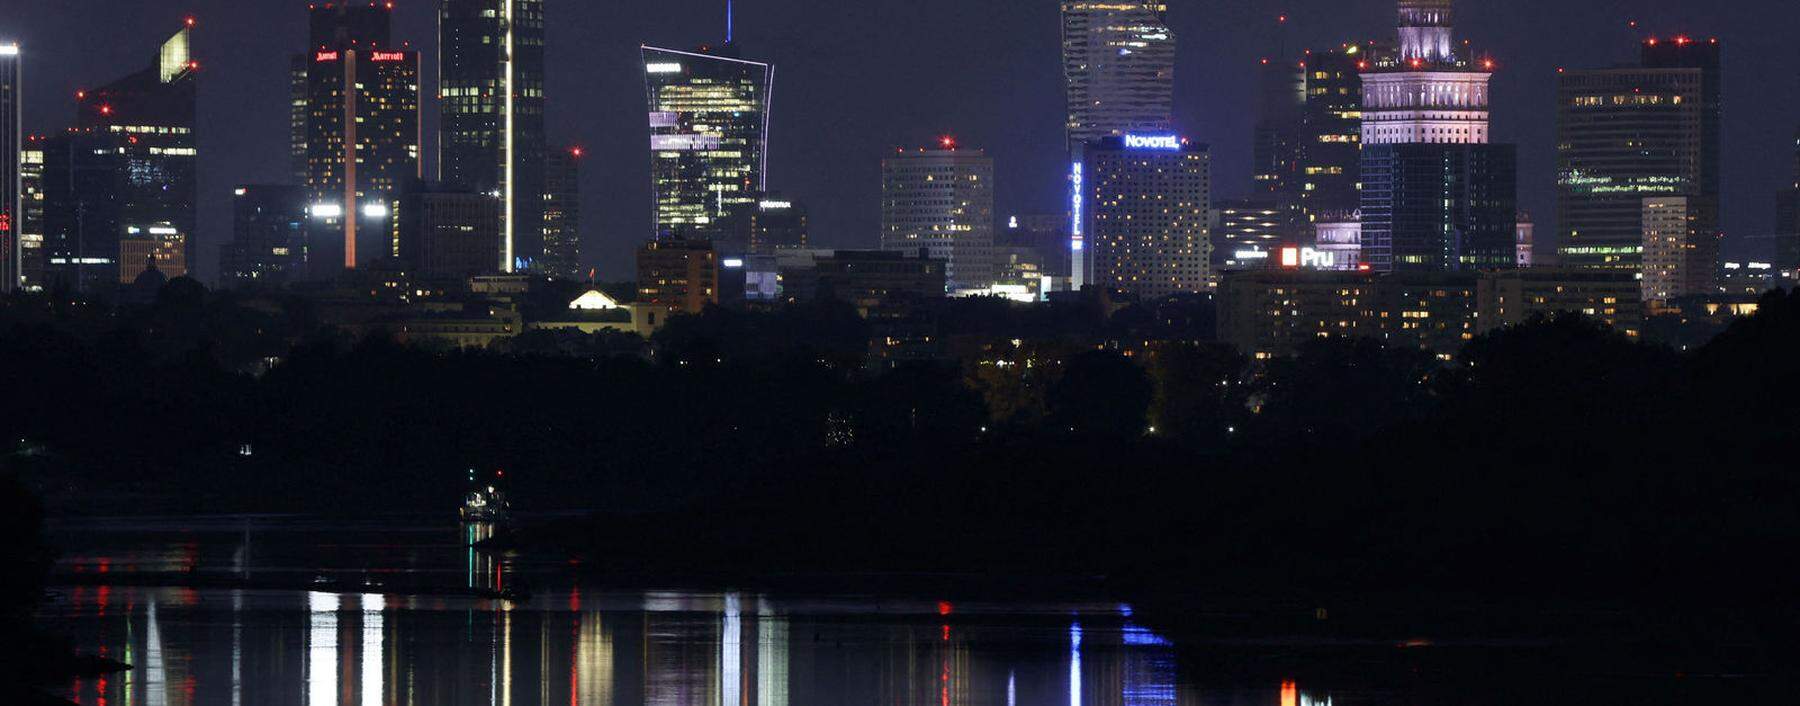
0, 0, 1795, 282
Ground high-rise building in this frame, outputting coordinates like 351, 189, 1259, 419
636, 238, 720, 315
19, 136, 45, 290
440, 0, 547, 273
1515, 210, 1534, 267
1252, 58, 1304, 236
0, 41, 19, 291
44, 23, 198, 294
397, 182, 503, 280
1298, 47, 1364, 220
1778, 128, 1799, 277
643, 45, 772, 248
748, 195, 807, 254
1211, 198, 1282, 270
1060, 1, 1175, 154
289, 55, 309, 184
880, 143, 995, 291
539, 145, 583, 280
1640, 196, 1696, 304
998, 213, 1069, 281
1077, 134, 1211, 299
302, 4, 421, 276
1359, 0, 1516, 273
1556, 37, 1723, 285
218, 185, 307, 289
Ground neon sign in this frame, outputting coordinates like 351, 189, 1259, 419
1069, 162, 1084, 244
369, 52, 406, 62
315, 51, 340, 62
1281, 247, 1337, 269
1123, 133, 1181, 150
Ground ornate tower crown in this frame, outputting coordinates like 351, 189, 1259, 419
1397, 0, 1457, 64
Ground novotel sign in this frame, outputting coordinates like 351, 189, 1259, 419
1123, 133, 1182, 150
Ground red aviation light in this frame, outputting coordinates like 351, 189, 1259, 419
939, 135, 957, 150
1675, 35, 1691, 45
185, 16, 196, 28
99, 104, 113, 115
570, 146, 584, 158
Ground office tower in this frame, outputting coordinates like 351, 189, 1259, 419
539, 145, 583, 280
1640, 196, 1695, 303
1298, 47, 1364, 219
289, 55, 309, 183
1077, 134, 1211, 299
1060, 1, 1175, 154
637, 238, 720, 315
749, 195, 807, 254
19, 136, 44, 290
1359, 0, 1516, 272
302, 3, 421, 276
1557, 37, 1723, 287
1, 41, 18, 291
440, 0, 547, 273
1252, 58, 1304, 237
397, 182, 503, 280
998, 213, 1069, 281
218, 185, 307, 288
643, 45, 772, 247
1212, 198, 1282, 270
880, 143, 995, 291
44, 23, 198, 293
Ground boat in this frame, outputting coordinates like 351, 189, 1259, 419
460, 468, 512, 523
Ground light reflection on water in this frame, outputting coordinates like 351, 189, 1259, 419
43, 585, 1237, 706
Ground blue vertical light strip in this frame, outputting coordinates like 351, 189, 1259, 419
727, 0, 734, 43
1069, 622, 1083, 706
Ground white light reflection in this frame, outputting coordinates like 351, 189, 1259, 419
722, 593, 741, 706
146, 597, 167, 706
361, 594, 384, 706
307, 591, 339, 706
1069, 622, 1082, 706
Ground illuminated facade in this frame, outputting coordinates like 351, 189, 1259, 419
1219, 270, 1476, 359
539, 145, 583, 279
880, 145, 995, 290
1211, 198, 1281, 270
1476, 269, 1642, 336
748, 195, 807, 254
1060, 1, 1175, 154
303, 3, 421, 276
44, 24, 197, 294
1, 41, 18, 291
440, 0, 547, 273
636, 238, 720, 315
1359, 0, 1515, 273
1299, 48, 1364, 220
643, 45, 772, 247
1079, 134, 1211, 299
19, 136, 44, 290
1556, 38, 1722, 284
218, 185, 307, 288
1640, 196, 1695, 303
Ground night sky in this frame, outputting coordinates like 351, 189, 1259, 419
5, 0, 1797, 281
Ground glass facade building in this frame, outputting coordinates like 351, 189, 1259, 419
539, 145, 583, 280
643, 45, 772, 248
302, 4, 420, 275
440, 0, 547, 273
1360, 142, 1516, 272
43, 25, 197, 293
0, 41, 19, 291
1060, 2, 1175, 154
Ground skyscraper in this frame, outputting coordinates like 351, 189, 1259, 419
643, 45, 772, 248
19, 136, 45, 290
44, 23, 198, 293
218, 185, 307, 289
1640, 196, 1695, 303
1557, 37, 1723, 285
1251, 58, 1304, 240
1298, 47, 1365, 220
1078, 134, 1212, 299
1359, 0, 1516, 272
748, 195, 807, 254
1, 41, 19, 291
440, 0, 547, 273
881, 143, 995, 291
540, 145, 583, 280
1060, 1, 1175, 154
302, 3, 420, 276
1772, 128, 1798, 278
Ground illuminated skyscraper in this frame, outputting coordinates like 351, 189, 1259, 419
1298, 47, 1364, 221
1251, 58, 1303, 239
1061, 1, 1175, 154
881, 143, 995, 291
1359, 0, 1516, 272
749, 195, 807, 254
540, 145, 584, 279
643, 45, 772, 248
19, 136, 45, 290
440, 0, 547, 273
1078, 134, 1212, 299
1, 41, 19, 291
302, 3, 421, 276
44, 23, 198, 293
1557, 37, 1722, 288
